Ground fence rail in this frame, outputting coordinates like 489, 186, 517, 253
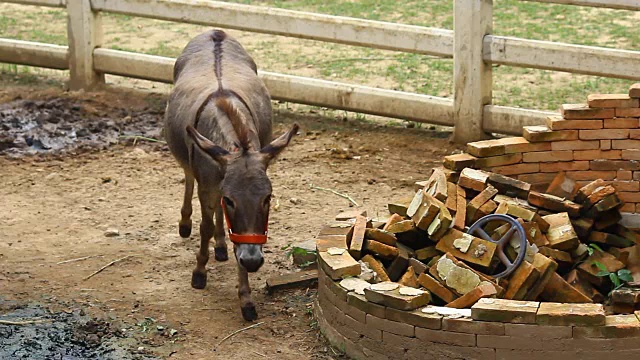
0, 0, 638, 141
524, 0, 640, 11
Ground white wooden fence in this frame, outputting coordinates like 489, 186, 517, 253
1, 0, 640, 143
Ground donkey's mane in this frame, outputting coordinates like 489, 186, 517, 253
215, 97, 252, 152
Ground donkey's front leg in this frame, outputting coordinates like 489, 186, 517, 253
213, 204, 229, 261
191, 189, 215, 289
237, 264, 257, 321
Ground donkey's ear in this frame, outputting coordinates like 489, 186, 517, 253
186, 125, 231, 165
260, 123, 299, 164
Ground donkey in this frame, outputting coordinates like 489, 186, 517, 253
164, 29, 298, 321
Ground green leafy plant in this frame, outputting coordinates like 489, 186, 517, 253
282, 244, 317, 268
594, 261, 634, 294
586, 243, 604, 256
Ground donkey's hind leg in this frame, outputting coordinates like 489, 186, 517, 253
178, 172, 195, 238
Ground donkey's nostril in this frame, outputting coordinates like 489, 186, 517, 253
259, 258, 264, 267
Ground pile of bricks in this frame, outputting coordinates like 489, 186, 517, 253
314, 84, 640, 359
317, 164, 640, 313
445, 83, 640, 213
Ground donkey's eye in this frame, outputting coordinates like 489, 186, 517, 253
223, 196, 235, 208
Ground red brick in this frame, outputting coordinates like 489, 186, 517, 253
472, 299, 539, 324
444, 153, 477, 171
590, 160, 640, 171
491, 163, 540, 176
604, 118, 639, 129
566, 170, 616, 181
546, 116, 603, 130
551, 140, 600, 151
573, 150, 621, 160
366, 313, 415, 337
523, 126, 578, 142
600, 139, 612, 150
523, 151, 573, 163
573, 314, 640, 339
631, 83, 640, 98
619, 191, 640, 203
636, 203, 640, 212
442, 317, 505, 335
498, 137, 551, 154
630, 129, 640, 139
475, 153, 523, 168
340, 312, 383, 341
347, 293, 386, 319
621, 203, 635, 212
415, 327, 476, 347
536, 303, 605, 326
611, 181, 640, 192
617, 170, 633, 180
635, 171, 640, 181
517, 172, 558, 185
579, 129, 629, 140
587, 94, 639, 108
467, 139, 505, 157
616, 108, 640, 117
561, 104, 615, 119
539, 161, 589, 172
612, 139, 640, 149
344, 302, 367, 323
384, 307, 442, 330
504, 323, 572, 339
622, 149, 640, 160
477, 334, 543, 350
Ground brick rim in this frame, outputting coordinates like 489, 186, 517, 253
315, 253, 640, 359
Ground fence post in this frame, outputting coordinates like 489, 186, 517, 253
67, 0, 104, 90
453, 0, 493, 144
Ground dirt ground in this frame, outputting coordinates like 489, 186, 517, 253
0, 78, 460, 359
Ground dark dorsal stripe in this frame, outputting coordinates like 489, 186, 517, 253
191, 30, 257, 152
212, 30, 225, 89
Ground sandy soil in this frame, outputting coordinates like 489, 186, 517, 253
0, 81, 460, 359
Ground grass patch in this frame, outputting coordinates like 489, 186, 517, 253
0, 1, 638, 111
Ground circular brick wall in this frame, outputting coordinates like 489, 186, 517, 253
315, 263, 640, 360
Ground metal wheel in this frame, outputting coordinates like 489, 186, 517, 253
468, 214, 528, 279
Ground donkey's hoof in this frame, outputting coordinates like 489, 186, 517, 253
241, 305, 258, 321
179, 224, 192, 238
191, 271, 207, 289
214, 247, 229, 262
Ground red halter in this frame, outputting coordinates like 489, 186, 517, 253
220, 198, 268, 245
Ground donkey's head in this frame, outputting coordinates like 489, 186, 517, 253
186, 123, 298, 272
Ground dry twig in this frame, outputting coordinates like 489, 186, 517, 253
57, 255, 101, 265
119, 135, 167, 144
84, 255, 133, 281
310, 185, 359, 207
0, 319, 51, 326
214, 321, 264, 349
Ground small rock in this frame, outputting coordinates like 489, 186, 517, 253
105, 229, 120, 237
289, 198, 301, 205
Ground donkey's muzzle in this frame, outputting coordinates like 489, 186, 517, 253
239, 256, 264, 272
